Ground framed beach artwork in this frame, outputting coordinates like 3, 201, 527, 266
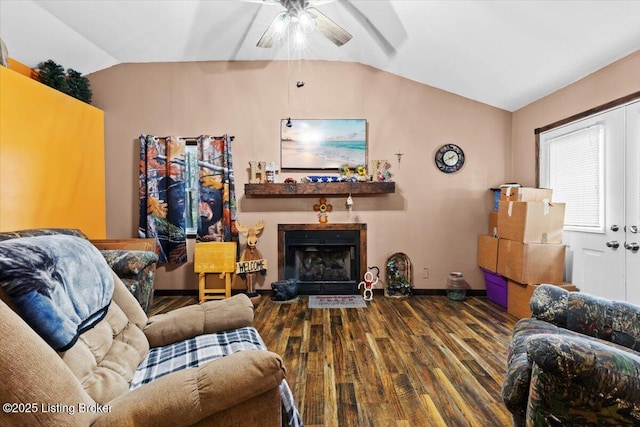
280, 119, 367, 170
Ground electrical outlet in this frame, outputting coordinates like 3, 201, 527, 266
422, 267, 429, 279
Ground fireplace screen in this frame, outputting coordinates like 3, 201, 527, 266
279, 225, 365, 295
295, 246, 353, 282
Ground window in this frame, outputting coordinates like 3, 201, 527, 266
185, 143, 199, 236
539, 124, 604, 232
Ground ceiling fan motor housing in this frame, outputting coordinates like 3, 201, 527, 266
257, 0, 352, 48
282, 0, 310, 17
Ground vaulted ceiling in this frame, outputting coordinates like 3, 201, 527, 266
1, 0, 639, 111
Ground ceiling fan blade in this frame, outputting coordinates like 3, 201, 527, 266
231, 1, 263, 58
306, 7, 352, 47
257, 11, 289, 48
342, 0, 407, 55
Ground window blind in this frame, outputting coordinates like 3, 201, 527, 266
545, 125, 604, 230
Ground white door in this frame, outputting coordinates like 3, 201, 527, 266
540, 107, 626, 300
626, 101, 640, 304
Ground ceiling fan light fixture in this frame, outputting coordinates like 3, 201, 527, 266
272, 12, 291, 40
298, 11, 316, 33
256, 0, 351, 48
292, 22, 309, 50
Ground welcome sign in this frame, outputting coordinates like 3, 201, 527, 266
236, 259, 267, 274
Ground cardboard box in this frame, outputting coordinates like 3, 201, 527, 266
498, 201, 565, 243
500, 187, 552, 202
497, 239, 565, 284
478, 235, 499, 272
488, 211, 498, 236
507, 281, 579, 319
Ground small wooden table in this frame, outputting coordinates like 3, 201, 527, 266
193, 242, 237, 303
90, 238, 157, 252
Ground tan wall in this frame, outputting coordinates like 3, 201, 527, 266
512, 50, 640, 186
89, 60, 511, 291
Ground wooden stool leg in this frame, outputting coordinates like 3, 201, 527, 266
199, 272, 206, 304
223, 272, 231, 299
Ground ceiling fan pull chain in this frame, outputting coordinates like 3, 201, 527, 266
287, 28, 291, 108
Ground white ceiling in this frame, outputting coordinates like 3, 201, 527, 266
1, 0, 639, 111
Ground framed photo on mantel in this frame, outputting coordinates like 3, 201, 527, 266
280, 119, 367, 170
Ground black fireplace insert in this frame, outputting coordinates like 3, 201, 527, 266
279, 224, 366, 295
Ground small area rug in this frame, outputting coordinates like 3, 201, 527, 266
308, 295, 367, 309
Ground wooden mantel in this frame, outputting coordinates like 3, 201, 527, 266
244, 181, 395, 197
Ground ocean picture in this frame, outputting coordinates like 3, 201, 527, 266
281, 119, 367, 169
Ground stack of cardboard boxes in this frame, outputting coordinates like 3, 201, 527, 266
478, 199, 507, 308
478, 186, 576, 318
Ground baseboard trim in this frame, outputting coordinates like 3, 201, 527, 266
153, 289, 487, 297
411, 289, 487, 296
154, 289, 198, 296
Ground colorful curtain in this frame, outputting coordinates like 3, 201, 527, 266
195, 135, 237, 243
139, 134, 237, 263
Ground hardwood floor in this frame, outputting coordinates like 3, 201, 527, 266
150, 294, 518, 426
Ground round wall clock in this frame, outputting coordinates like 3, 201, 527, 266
435, 144, 465, 173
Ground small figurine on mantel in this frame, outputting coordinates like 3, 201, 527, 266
265, 162, 279, 183
235, 220, 268, 302
248, 161, 267, 183
372, 160, 393, 182
355, 165, 369, 182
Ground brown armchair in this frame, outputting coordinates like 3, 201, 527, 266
0, 232, 299, 426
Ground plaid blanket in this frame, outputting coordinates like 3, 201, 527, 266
131, 327, 302, 426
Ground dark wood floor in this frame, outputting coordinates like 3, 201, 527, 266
150, 293, 518, 427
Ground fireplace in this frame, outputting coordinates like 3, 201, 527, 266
278, 224, 366, 295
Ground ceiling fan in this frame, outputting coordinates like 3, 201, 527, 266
255, 0, 352, 48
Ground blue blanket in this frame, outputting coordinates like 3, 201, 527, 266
0, 235, 114, 351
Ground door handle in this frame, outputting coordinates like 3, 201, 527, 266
630, 226, 638, 234
606, 241, 620, 249
624, 242, 639, 251
611, 225, 619, 232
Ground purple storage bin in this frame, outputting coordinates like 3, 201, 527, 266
482, 268, 507, 308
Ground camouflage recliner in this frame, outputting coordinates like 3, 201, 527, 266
502, 284, 640, 426
0, 228, 158, 313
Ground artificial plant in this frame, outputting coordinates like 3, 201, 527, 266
37, 60, 68, 93
36, 60, 92, 104
66, 68, 92, 104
